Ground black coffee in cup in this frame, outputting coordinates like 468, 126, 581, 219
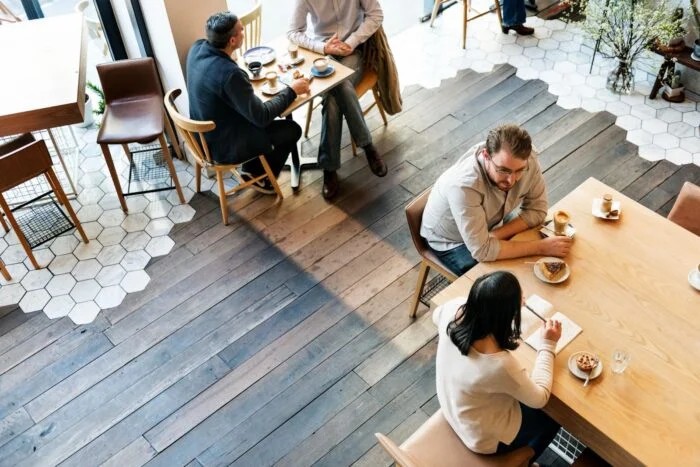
248, 61, 262, 78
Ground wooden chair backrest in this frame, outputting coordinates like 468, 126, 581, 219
163, 88, 216, 167
0, 1, 21, 24
240, 0, 262, 54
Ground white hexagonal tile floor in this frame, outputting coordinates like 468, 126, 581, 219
1, 8, 698, 325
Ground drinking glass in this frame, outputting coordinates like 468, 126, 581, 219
611, 349, 630, 374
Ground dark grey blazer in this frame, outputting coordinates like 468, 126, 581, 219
186, 39, 296, 164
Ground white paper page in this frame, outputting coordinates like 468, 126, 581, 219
525, 311, 582, 354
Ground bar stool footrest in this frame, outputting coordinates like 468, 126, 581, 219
12, 193, 75, 249
123, 143, 177, 197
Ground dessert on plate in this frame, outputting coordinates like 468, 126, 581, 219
576, 352, 599, 372
539, 260, 566, 281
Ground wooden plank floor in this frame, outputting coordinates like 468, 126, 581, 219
1, 64, 698, 467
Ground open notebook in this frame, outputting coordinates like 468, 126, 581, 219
522, 294, 582, 355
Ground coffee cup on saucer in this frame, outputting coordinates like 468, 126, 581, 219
288, 43, 299, 60
601, 194, 613, 214
248, 61, 262, 78
553, 210, 570, 236
313, 57, 329, 73
266, 71, 278, 89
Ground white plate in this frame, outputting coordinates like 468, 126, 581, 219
592, 198, 622, 220
539, 220, 576, 238
283, 54, 304, 66
261, 82, 285, 95
568, 351, 603, 381
688, 269, 700, 291
533, 257, 570, 284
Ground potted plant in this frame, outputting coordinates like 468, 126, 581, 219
656, 7, 686, 53
572, 0, 684, 94
662, 62, 685, 101
692, 0, 700, 60
86, 81, 106, 126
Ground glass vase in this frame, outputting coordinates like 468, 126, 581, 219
606, 59, 635, 95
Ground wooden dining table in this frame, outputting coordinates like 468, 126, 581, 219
432, 177, 700, 466
245, 37, 355, 190
0, 13, 87, 137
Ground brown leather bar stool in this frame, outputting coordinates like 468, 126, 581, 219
0, 134, 88, 269
96, 57, 185, 213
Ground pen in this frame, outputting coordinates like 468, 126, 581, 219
524, 303, 546, 322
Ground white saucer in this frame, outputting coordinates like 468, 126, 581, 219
261, 83, 284, 95
592, 198, 621, 220
691, 52, 700, 62
688, 269, 700, 291
533, 257, 570, 284
568, 351, 603, 381
283, 54, 304, 66
248, 72, 266, 82
540, 220, 576, 238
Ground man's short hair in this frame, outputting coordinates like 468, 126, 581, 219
485, 124, 532, 160
206, 12, 239, 49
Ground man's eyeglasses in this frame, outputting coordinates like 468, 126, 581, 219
489, 158, 528, 177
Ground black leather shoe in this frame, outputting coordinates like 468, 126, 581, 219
501, 24, 535, 35
363, 144, 387, 177
322, 170, 340, 200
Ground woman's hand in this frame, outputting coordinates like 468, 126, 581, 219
542, 319, 562, 342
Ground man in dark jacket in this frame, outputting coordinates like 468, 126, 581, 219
187, 12, 309, 194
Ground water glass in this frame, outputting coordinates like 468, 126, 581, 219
611, 349, 630, 374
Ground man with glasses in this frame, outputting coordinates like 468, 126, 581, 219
421, 124, 572, 276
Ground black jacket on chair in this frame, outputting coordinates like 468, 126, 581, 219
186, 39, 297, 165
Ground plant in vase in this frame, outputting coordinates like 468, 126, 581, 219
572, 0, 684, 94
692, 0, 700, 60
662, 60, 685, 101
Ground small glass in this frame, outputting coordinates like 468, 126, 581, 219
611, 349, 631, 374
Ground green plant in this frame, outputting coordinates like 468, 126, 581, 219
692, 0, 700, 33
86, 81, 105, 116
572, 0, 684, 63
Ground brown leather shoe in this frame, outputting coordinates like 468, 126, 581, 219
363, 144, 387, 177
501, 24, 535, 36
322, 170, 339, 200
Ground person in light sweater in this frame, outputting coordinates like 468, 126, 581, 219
433, 271, 561, 463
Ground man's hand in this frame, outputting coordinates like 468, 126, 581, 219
539, 236, 573, 257
290, 78, 310, 96
323, 33, 352, 56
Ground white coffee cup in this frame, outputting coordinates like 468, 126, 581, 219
314, 57, 329, 72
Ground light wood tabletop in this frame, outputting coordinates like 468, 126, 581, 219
0, 14, 87, 137
244, 36, 355, 117
432, 177, 700, 466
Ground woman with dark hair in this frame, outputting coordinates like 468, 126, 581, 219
433, 271, 561, 464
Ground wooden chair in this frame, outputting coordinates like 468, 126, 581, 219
75, 0, 109, 56
164, 88, 283, 226
0, 1, 21, 25
240, 0, 262, 54
405, 187, 458, 318
0, 259, 10, 281
430, 0, 503, 49
375, 409, 533, 467
668, 181, 700, 236
96, 57, 186, 213
303, 68, 389, 156
0, 134, 88, 269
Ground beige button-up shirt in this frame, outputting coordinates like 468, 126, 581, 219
287, 0, 383, 54
420, 142, 548, 262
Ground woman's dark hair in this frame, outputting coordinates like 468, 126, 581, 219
447, 271, 522, 355
206, 12, 239, 49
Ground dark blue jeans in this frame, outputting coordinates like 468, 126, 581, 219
496, 403, 560, 462
431, 244, 478, 276
503, 0, 526, 26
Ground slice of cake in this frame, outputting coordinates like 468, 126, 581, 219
539, 261, 566, 281
576, 352, 599, 372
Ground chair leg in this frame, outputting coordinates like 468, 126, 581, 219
215, 170, 229, 226
304, 99, 314, 138
0, 194, 40, 269
462, 0, 469, 49
121, 144, 134, 164
410, 261, 431, 318
195, 162, 202, 193
351, 139, 358, 157
100, 143, 129, 213
158, 133, 186, 204
373, 87, 389, 126
0, 208, 10, 233
258, 155, 284, 199
46, 170, 89, 244
0, 259, 10, 282
163, 110, 185, 160
430, 0, 444, 26
44, 174, 63, 206
494, 0, 503, 25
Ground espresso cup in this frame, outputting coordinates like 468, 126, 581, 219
288, 43, 299, 60
601, 194, 613, 213
248, 61, 262, 78
553, 210, 570, 236
266, 71, 278, 89
313, 57, 329, 72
